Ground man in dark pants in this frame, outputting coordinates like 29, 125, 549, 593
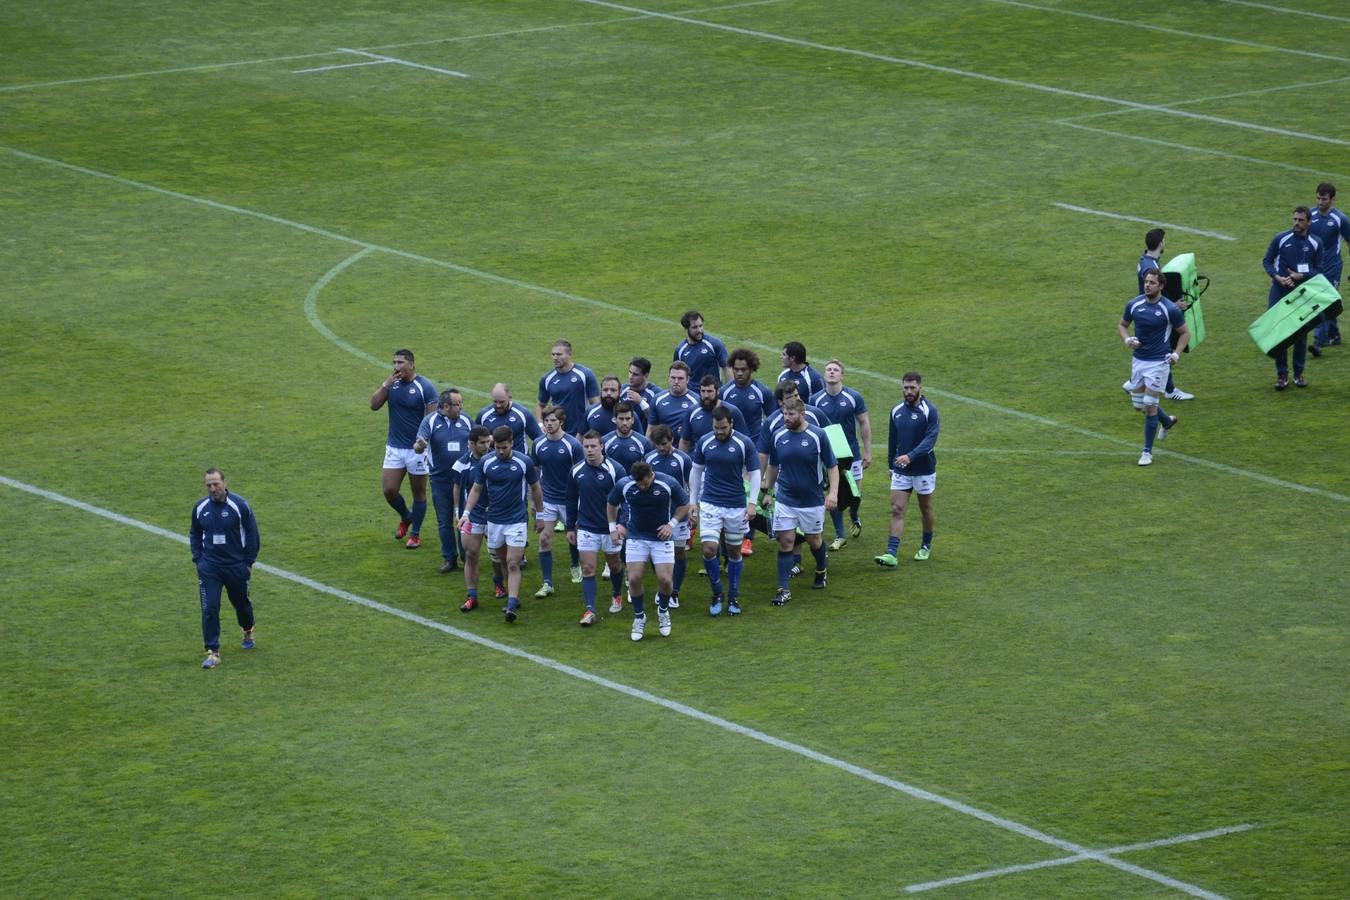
190, 468, 260, 669
1262, 206, 1324, 389
415, 389, 474, 573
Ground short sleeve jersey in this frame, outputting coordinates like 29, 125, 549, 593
386, 375, 437, 448
476, 403, 543, 452
472, 451, 539, 525
768, 424, 837, 508
453, 451, 491, 523
674, 335, 729, 386
567, 458, 625, 533
608, 474, 688, 541
1310, 206, 1350, 280
1122, 295, 1186, 361
539, 364, 600, 435
720, 379, 776, 440
649, 390, 698, 444
530, 433, 585, 504
685, 403, 749, 447
603, 431, 655, 475
692, 431, 760, 508
809, 387, 868, 456
644, 446, 693, 490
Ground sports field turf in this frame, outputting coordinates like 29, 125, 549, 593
2, 1, 1347, 897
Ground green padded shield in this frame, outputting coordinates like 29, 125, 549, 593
1161, 252, 1206, 349
1248, 275, 1343, 356
822, 423, 859, 500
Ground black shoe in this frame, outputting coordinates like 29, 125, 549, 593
1330, 335, 1343, 346
771, 588, 791, 607
1308, 343, 1322, 358
812, 570, 827, 590
439, 561, 458, 574
1294, 373, 1308, 388
1275, 375, 1289, 391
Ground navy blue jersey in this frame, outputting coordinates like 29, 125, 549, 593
649, 389, 698, 443
385, 375, 437, 448
644, 446, 693, 490
768, 424, 837, 508
539, 364, 600, 435
1137, 252, 1162, 294
585, 402, 619, 436
417, 411, 474, 479
776, 365, 824, 400
685, 403, 749, 448
887, 398, 940, 477
603, 430, 654, 475
608, 473, 688, 541
1263, 228, 1324, 300
191, 492, 260, 569
472, 451, 538, 525
623, 383, 660, 432
452, 450, 492, 523
567, 458, 626, 532
674, 334, 729, 385
1310, 206, 1350, 282
476, 402, 543, 452
691, 431, 760, 508
530, 433, 585, 504
810, 387, 868, 456
759, 404, 825, 455
1122, 295, 1186, 361
720, 379, 776, 440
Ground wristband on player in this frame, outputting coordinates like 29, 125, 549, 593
608, 522, 618, 533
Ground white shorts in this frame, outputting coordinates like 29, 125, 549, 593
850, 460, 865, 483
625, 537, 675, 565
486, 521, 528, 550
890, 472, 937, 495
698, 501, 747, 543
672, 519, 691, 544
383, 445, 431, 475
462, 519, 487, 536
577, 529, 623, 555
772, 502, 825, 536
1127, 358, 1170, 395
536, 500, 567, 522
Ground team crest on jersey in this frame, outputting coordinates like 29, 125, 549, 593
910, 413, 919, 420
221, 510, 230, 518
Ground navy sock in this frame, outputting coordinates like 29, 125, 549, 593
539, 550, 553, 584
410, 499, 427, 534
609, 565, 625, 598
388, 494, 410, 519
631, 594, 645, 617
830, 508, 846, 539
727, 559, 743, 598
673, 556, 686, 591
921, 531, 933, 548
777, 551, 794, 589
582, 575, 597, 610
1145, 413, 1159, 451
887, 535, 900, 555
706, 554, 724, 595
812, 544, 828, 572
569, 544, 580, 567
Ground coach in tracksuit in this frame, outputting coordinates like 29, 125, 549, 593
190, 468, 259, 669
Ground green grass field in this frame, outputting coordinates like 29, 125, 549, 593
3, 1, 1348, 897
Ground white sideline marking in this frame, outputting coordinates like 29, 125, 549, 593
1051, 203, 1238, 241
905, 823, 1257, 894
1215, 0, 1350, 24
986, 0, 1350, 65
0, 473, 1234, 900
0, 0, 777, 93
574, 0, 1350, 147
942, 448, 1135, 457
302, 250, 490, 401
293, 60, 391, 75
1063, 74, 1350, 122
6, 143, 1347, 506
336, 48, 469, 79
1054, 121, 1350, 182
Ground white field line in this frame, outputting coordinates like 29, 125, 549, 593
1061, 74, 1350, 123
0, 1, 780, 94
336, 48, 468, 79
1052, 203, 1238, 241
905, 823, 1258, 894
303, 249, 490, 401
1214, 0, 1350, 24
986, 0, 1350, 65
942, 448, 1135, 457
1053, 121, 1350, 183
293, 60, 392, 75
6, 143, 1348, 505
0, 473, 1233, 900
574, 0, 1350, 147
